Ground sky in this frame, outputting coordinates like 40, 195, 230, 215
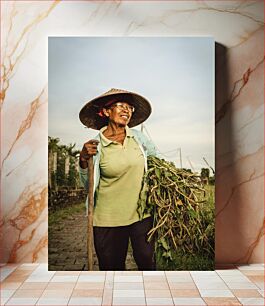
48, 37, 214, 173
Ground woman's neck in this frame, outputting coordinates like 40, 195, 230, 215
103, 123, 126, 145
104, 122, 126, 137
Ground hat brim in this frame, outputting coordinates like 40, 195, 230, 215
79, 92, 152, 130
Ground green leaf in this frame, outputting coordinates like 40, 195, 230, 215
159, 237, 170, 250
155, 167, 161, 179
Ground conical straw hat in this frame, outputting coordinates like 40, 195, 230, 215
79, 88, 152, 130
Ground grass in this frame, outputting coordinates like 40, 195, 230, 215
156, 251, 214, 271
48, 202, 85, 227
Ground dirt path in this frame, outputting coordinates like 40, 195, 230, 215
48, 206, 138, 271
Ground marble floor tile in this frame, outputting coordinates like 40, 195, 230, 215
143, 276, 167, 282
114, 275, 143, 282
12, 289, 44, 298
113, 282, 144, 290
104, 281, 114, 290
225, 282, 259, 289
232, 289, 262, 298
78, 275, 105, 282
236, 264, 264, 270
50, 275, 78, 282
219, 275, 252, 282
71, 289, 103, 297
30, 270, 55, 276
144, 282, 169, 290
246, 275, 264, 282
8, 269, 33, 276
54, 271, 80, 275
36, 298, 70, 305
45, 282, 76, 290
0, 282, 22, 290
25, 276, 54, 283
143, 271, 165, 276
146, 297, 174, 305
112, 296, 146, 305
68, 297, 102, 305
170, 289, 200, 297
114, 271, 142, 276
39, 289, 72, 298
105, 272, 114, 282
166, 276, 193, 283
240, 270, 264, 276
3, 275, 29, 283
0, 289, 16, 298
173, 297, 206, 305
203, 297, 242, 305
199, 289, 234, 297
168, 282, 197, 289
216, 269, 244, 276
191, 275, 224, 281
0, 266, 19, 281
102, 289, 112, 306
190, 271, 217, 277
113, 289, 145, 297
258, 290, 264, 297
165, 271, 190, 276
6, 297, 39, 305
1, 297, 10, 305
255, 282, 264, 290
145, 290, 172, 298
195, 281, 228, 290
1, 263, 264, 304
74, 282, 105, 290
237, 297, 265, 305
0, 272, 18, 282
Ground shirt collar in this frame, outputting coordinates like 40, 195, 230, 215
125, 125, 133, 137
99, 125, 133, 147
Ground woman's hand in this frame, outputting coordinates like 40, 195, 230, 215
79, 139, 99, 168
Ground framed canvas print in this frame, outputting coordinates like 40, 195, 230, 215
48, 37, 214, 271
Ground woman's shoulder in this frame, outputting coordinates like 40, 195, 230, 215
130, 128, 147, 142
130, 127, 160, 158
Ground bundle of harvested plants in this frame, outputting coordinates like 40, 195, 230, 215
137, 156, 214, 266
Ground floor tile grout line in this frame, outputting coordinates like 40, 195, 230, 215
109, 271, 114, 306
102, 271, 111, 306
101, 270, 106, 306
143, 270, 149, 306
164, 270, 175, 305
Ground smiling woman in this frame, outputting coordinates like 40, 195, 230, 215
78, 88, 160, 271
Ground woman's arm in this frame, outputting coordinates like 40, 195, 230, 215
79, 139, 99, 191
79, 165, 89, 191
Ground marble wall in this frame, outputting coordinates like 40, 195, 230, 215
1, 1, 264, 264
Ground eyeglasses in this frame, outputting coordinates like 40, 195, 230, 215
110, 102, 135, 113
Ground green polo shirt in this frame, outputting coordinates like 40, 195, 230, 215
93, 126, 149, 227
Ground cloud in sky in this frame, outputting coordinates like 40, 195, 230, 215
48, 37, 214, 172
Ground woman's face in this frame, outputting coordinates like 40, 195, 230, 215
103, 102, 134, 127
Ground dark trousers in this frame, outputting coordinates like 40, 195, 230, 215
93, 217, 155, 271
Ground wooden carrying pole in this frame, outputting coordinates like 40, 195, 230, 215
87, 157, 94, 270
